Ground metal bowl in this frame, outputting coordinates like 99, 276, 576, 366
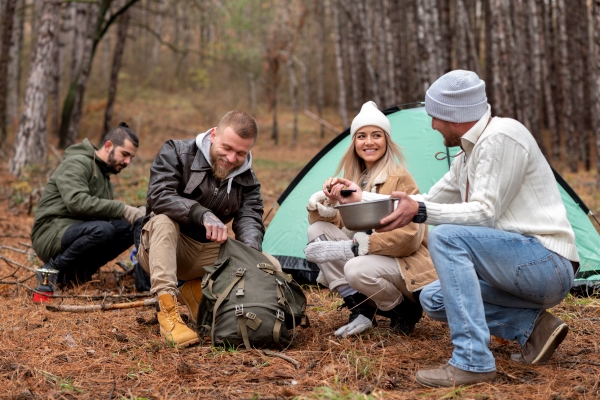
335, 198, 395, 231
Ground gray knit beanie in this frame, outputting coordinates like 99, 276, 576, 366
425, 70, 487, 123
350, 101, 391, 137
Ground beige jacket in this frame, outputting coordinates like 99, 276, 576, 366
307, 168, 437, 292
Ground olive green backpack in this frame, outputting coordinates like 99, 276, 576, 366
196, 238, 308, 350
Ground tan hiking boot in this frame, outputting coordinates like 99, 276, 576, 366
157, 293, 199, 347
178, 279, 203, 325
511, 309, 568, 364
415, 363, 496, 388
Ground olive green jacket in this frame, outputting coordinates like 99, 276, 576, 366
31, 139, 125, 262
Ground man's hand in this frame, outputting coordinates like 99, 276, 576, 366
202, 211, 228, 243
123, 205, 145, 225
322, 177, 362, 204
377, 192, 419, 232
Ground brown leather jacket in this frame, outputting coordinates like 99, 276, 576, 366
143, 138, 264, 251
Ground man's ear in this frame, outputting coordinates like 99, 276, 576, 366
103, 140, 114, 153
209, 127, 217, 143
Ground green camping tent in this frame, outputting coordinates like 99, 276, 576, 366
262, 104, 600, 292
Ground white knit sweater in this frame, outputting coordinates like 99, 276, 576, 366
364, 105, 579, 262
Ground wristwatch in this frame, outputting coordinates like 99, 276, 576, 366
412, 202, 427, 223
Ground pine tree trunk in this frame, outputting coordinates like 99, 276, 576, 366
288, 57, 298, 147
0, 0, 17, 144
556, 0, 576, 171
382, 0, 396, 106
5, 0, 23, 128
438, 0, 452, 71
592, 0, 600, 188
150, 0, 166, 71
568, 0, 589, 170
70, 2, 87, 83
47, 1, 65, 137
525, 0, 547, 156
488, 0, 510, 116
329, 0, 348, 127
345, 14, 360, 113
9, 0, 58, 177
58, 0, 140, 148
315, 0, 325, 138
542, 0, 560, 162
509, 2, 526, 125
103, 8, 130, 136
360, 0, 380, 106
62, 2, 98, 148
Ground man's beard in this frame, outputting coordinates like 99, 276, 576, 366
210, 147, 241, 180
107, 149, 127, 173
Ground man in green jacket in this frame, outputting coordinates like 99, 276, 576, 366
31, 122, 144, 286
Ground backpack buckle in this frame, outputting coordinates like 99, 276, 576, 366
235, 268, 246, 277
235, 304, 244, 317
246, 312, 256, 320
276, 309, 285, 322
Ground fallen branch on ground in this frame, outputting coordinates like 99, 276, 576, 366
262, 349, 301, 369
0, 256, 36, 272
46, 298, 157, 313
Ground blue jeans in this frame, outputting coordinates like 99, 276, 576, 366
420, 225, 574, 373
49, 220, 135, 285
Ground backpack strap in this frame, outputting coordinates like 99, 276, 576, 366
210, 267, 246, 345
273, 309, 285, 347
235, 305, 252, 350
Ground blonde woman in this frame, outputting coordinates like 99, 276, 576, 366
304, 101, 437, 337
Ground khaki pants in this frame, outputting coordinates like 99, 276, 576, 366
139, 214, 280, 296
307, 221, 414, 310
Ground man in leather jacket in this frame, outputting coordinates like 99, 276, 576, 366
137, 110, 265, 347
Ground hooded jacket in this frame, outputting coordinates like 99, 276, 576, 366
31, 139, 126, 262
143, 137, 264, 251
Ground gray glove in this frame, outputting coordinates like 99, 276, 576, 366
123, 205, 144, 225
304, 240, 356, 263
334, 314, 373, 337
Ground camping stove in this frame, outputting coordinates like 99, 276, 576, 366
32, 267, 59, 303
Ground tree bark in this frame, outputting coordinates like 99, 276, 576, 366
0, 0, 17, 144
5, 0, 23, 129
382, 0, 396, 106
541, 0, 560, 162
344, 10, 360, 112
556, 0, 576, 171
487, 0, 510, 116
103, 8, 130, 136
329, 0, 348, 127
525, 0, 546, 155
315, 0, 326, 138
567, 0, 589, 170
9, 0, 59, 177
288, 57, 298, 147
59, 0, 141, 148
592, 0, 600, 188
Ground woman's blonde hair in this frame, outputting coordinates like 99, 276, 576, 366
334, 126, 406, 191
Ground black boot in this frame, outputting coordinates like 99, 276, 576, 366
377, 291, 423, 335
341, 292, 376, 324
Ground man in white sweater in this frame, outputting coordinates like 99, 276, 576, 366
337, 70, 579, 387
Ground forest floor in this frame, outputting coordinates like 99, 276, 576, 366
1, 88, 599, 399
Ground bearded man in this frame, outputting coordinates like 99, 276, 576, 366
137, 111, 266, 347
32, 122, 144, 286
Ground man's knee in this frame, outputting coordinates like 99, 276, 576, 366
145, 214, 180, 238
420, 281, 447, 320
